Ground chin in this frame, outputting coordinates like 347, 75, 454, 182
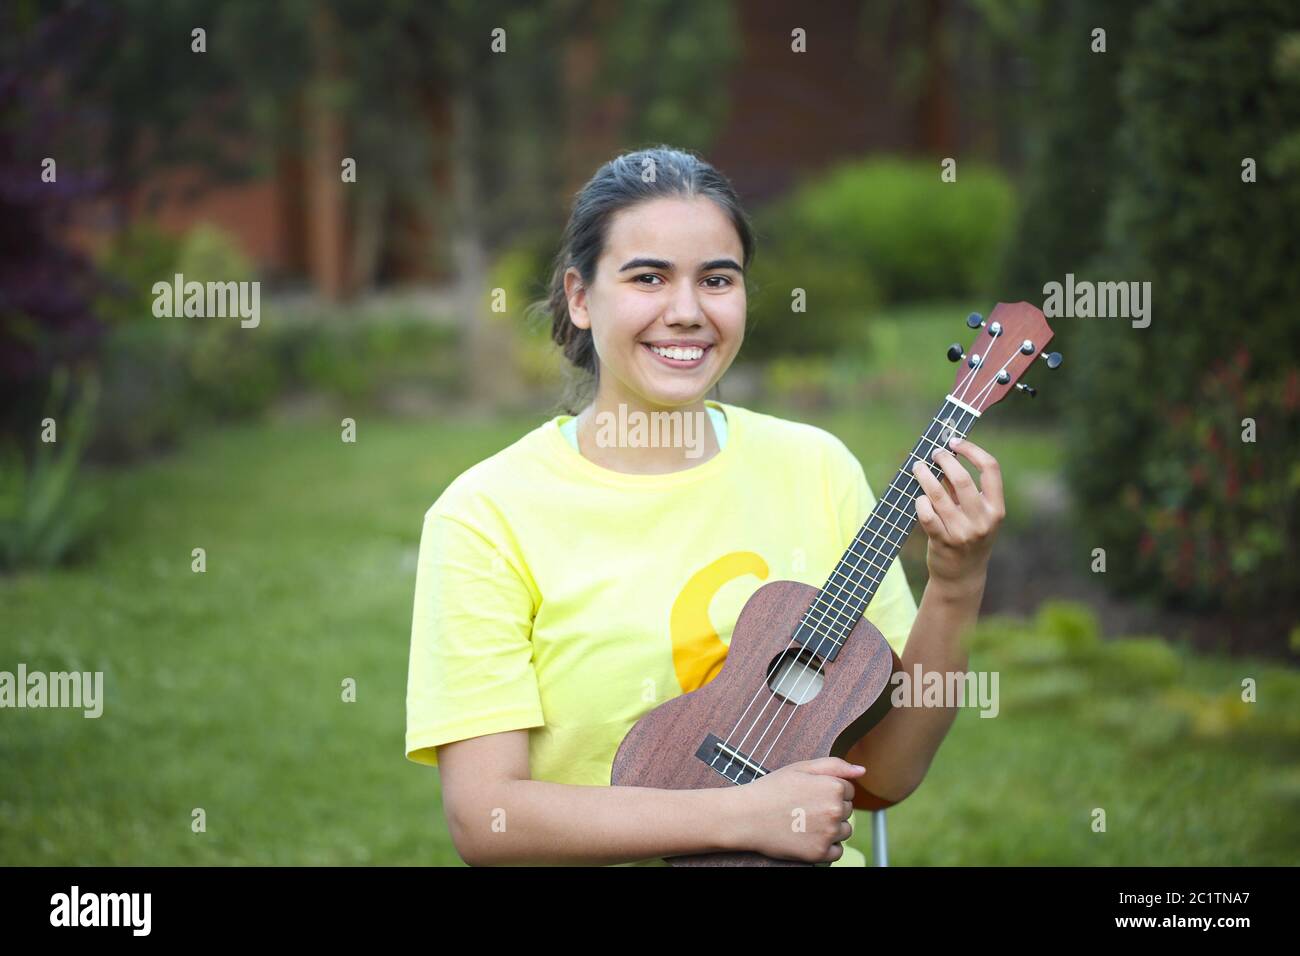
631, 387, 706, 410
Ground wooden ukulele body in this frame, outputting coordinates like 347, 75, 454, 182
610, 578, 901, 866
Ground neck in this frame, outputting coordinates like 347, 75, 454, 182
575, 389, 718, 474
795, 393, 982, 662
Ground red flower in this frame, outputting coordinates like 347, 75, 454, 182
1284, 370, 1300, 411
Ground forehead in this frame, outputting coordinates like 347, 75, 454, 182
602, 196, 742, 261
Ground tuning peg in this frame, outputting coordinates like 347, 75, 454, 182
966, 312, 984, 329
1041, 351, 1063, 369
1016, 382, 1037, 397
946, 343, 965, 362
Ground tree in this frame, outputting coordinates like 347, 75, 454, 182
1067, 0, 1300, 624
0, 1, 110, 437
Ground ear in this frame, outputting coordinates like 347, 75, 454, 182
564, 267, 590, 331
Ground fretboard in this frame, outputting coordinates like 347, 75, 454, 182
793, 394, 982, 662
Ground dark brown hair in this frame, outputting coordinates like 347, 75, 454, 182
525, 145, 757, 416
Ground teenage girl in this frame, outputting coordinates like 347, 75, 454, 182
405, 145, 1005, 866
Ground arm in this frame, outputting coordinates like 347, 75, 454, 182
437, 729, 741, 866
846, 437, 1004, 807
846, 573, 983, 805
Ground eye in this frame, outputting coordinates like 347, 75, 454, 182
703, 275, 734, 289
634, 273, 665, 286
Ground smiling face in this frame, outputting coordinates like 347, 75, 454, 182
564, 195, 747, 411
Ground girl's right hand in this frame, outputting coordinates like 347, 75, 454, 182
727, 756, 863, 863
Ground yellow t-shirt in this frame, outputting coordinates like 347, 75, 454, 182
405, 399, 919, 866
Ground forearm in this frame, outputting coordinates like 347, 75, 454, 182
847, 573, 984, 801
451, 779, 739, 866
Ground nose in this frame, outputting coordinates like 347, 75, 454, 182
664, 279, 705, 327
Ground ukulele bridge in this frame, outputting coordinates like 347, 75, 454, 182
695, 732, 771, 785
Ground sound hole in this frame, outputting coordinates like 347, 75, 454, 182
765, 647, 826, 706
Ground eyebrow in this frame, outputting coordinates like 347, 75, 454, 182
618, 256, 744, 275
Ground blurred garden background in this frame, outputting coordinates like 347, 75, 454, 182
2, 0, 1298, 865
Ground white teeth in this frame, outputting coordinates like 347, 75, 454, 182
649, 345, 705, 361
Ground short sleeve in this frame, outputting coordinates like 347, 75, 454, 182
405, 511, 545, 768
834, 448, 919, 656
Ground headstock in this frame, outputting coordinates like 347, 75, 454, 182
946, 302, 1060, 413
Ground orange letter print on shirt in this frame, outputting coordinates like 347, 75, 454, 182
670, 551, 768, 693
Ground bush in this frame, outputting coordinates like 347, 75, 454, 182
1069, 0, 1300, 620
745, 222, 880, 359
94, 223, 184, 327
173, 224, 279, 420
744, 157, 1015, 360
88, 321, 192, 462
493, 234, 567, 394
274, 311, 463, 405
0, 370, 103, 571
87, 222, 277, 459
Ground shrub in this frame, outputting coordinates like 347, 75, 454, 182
492, 234, 567, 395
275, 310, 462, 405
1069, 0, 1300, 622
173, 224, 278, 421
94, 222, 184, 327
744, 157, 1015, 360
0, 370, 103, 571
88, 321, 192, 462
744, 220, 879, 359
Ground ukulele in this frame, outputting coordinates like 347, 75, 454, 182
609, 302, 1060, 866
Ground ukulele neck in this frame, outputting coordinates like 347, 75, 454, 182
794, 394, 983, 662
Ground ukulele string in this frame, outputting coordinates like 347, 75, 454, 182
706, 352, 990, 781
736, 355, 1008, 778
749, 408, 980, 770
707, 410, 972, 782
747, 357, 1008, 772
710, 346, 1011, 784
776, 347, 1000, 654
709, 409, 974, 781
707, 355, 992, 779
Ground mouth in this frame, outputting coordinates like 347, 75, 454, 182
641, 342, 712, 369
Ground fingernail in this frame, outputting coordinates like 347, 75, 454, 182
852, 764, 865, 772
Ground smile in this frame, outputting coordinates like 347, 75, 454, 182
642, 342, 711, 367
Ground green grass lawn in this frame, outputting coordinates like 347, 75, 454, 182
2, 409, 1297, 865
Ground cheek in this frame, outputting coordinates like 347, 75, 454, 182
590, 303, 647, 359
712, 295, 747, 341
604, 293, 658, 342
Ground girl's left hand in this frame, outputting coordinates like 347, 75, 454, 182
910, 438, 1005, 590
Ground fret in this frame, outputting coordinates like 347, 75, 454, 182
795, 398, 979, 661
